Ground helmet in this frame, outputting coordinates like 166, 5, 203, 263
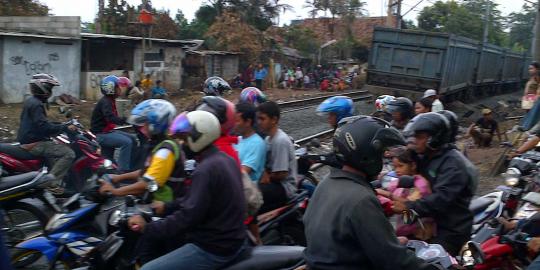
203, 76, 231, 96
403, 112, 451, 149
386, 97, 414, 119
438, 110, 459, 143
333, 116, 406, 177
375, 95, 395, 111
127, 99, 177, 135
196, 96, 236, 134
100, 75, 119, 96
169, 111, 221, 152
117, 77, 132, 88
316, 96, 354, 123
240, 87, 267, 105
29, 73, 60, 98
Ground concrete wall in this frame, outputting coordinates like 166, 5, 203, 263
205, 55, 239, 80
0, 36, 81, 103
134, 44, 184, 92
0, 16, 80, 37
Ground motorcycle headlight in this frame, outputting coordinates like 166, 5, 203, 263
45, 213, 71, 233
503, 167, 521, 187
108, 209, 122, 227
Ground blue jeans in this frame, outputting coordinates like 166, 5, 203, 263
529, 255, 540, 270
140, 243, 242, 270
97, 131, 135, 171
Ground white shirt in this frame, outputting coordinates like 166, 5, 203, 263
432, 99, 444, 112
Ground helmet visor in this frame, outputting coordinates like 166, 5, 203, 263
169, 112, 192, 135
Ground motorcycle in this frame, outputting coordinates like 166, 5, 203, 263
1, 167, 77, 254
10, 161, 125, 269
0, 117, 116, 192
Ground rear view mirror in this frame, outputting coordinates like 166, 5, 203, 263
397, 175, 415, 188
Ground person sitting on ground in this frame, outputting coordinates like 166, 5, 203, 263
128, 80, 145, 104
423, 89, 444, 112
99, 99, 183, 203
91, 76, 137, 173
386, 97, 414, 131
130, 111, 246, 270
303, 115, 439, 270
17, 74, 77, 195
151, 80, 167, 99
257, 101, 297, 213
415, 98, 432, 115
376, 148, 435, 240
468, 108, 502, 148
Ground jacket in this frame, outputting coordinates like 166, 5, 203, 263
144, 146, 246, 256
17, 96, 64, 144
406, 147, 477, 249
303, 168, 438, 270
214, 135, 241, 168
90, 96, 125, 133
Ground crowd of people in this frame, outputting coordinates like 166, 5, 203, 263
7, 67, 540, 270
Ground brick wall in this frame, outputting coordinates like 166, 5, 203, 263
298, 16, 395, 45
0, 16, 80, 37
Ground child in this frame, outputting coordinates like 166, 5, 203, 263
376, 148, 435, 240
151, 80, 167, 99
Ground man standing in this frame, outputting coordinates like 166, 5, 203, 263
256, 101, 297, 213
393, 112, 478, 256
468, 108, 502, 147
254, 63, 268, 91
423, 89, 444, 112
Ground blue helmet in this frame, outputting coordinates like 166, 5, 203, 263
316, 96, 354, 123
100, 75, 119, 96
127, 99, 177, 135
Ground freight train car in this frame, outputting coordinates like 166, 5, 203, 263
366, 27, 529, 101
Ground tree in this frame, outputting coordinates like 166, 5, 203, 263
152, 10, 179, 39
205, 11, 265, 61
417, 0, 507, 46
174, 6, 217, 39
283, 25, 320, 57
507, 4, 535, 52
0, 0, 49, 16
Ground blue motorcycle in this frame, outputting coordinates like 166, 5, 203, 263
10, 162, 130, 269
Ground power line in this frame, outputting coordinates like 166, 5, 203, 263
402, 0, 425, 17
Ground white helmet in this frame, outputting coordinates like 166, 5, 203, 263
375, 95, 395, 111
169, 110, 220, 153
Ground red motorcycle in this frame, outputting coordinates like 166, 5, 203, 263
0, 118, 115, 192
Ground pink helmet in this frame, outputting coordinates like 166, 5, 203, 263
118, 77, 132, 88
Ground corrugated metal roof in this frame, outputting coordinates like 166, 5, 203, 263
81, 33, 204, 49
187, 50, 242, 56
0, 31, 78, 40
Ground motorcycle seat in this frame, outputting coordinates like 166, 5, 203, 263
0, 171, 40, 190
0, 143, 38, 160
469, 197, 494, 215
223, 246, 304, 270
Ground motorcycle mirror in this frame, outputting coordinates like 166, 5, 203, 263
125, 195, 136, 207
397, 175, 415, 189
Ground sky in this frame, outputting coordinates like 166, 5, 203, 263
42, 0, 527, 25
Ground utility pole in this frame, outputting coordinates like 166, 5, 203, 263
386, 0, 395, 27
396, 0, 402, 29
387, 0, 402, 29
534, 0, 540, 61
482, 0, 491, 43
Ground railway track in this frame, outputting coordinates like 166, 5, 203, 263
278, 90, 372, 114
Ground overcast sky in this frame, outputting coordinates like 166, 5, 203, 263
42, 0, 528, 25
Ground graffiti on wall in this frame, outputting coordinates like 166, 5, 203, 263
9, 53, 60, 76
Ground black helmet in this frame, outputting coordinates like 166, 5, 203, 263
29, 73, 60, 99
387, 97, 414, 119
403, 112, 451, 149
333, 116, 406, 178
203, 76, 231, 96
438, 110, 459, 143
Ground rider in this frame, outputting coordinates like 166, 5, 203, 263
372, 95, 395, 122
316, 96, 354, 130
386, 97, 414, 131
203, 76, 232, 96
90, 75, 136, 172
99, 99, 182, 202
17, 74, 76, 195
303, 116, 438, 269
196, 96, 241, 167
130, 110, 246, 270
238, 86, 267, 137
393, 112, 478, 256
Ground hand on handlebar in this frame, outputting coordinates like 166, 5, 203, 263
66, 124, 77, 131
528, 237, 540, 253
99, 181, 116, 196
